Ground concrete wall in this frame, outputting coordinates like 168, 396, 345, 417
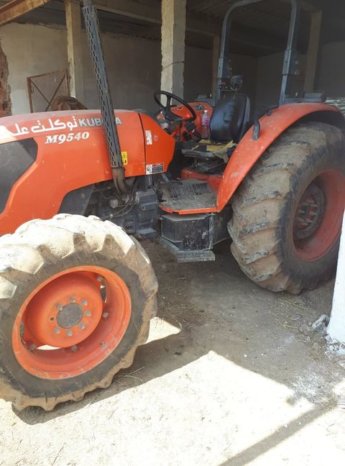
255, 52, 307, 110
0, 23, 217, 115
3, 23, 345, 117
184, 46, 212, 101
255, 43, 345, 111
232, 53, 257, 103
255, 52, 283, 110
0, 23, 162, 114
0, 22, 259, 115
0, 23, 67, 114
318, 42, 345, 97
82, 33, 161, 112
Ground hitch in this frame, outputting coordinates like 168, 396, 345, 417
82, 0, 127, 195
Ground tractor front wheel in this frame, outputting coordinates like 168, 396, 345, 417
0, 214, 157, 410
229, 122, 345, 293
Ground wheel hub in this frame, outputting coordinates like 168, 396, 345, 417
57, 303, 83, 328
24, 274, 104, 348
294, 183, 326, 241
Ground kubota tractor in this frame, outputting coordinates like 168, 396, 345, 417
0, 0, 344, 410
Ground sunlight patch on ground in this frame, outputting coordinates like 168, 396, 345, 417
146, 316, 181, 343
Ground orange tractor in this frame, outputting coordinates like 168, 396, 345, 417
0, 0, 344, 410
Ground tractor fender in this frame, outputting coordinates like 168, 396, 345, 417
216, 103, 344, 210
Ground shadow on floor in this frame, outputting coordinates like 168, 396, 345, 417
15, 239, 344, 466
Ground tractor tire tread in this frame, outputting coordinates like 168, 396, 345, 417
229, 121, 344, 293
0, 214, 158, 411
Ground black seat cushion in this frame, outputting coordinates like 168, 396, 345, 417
210, 94, 250, 143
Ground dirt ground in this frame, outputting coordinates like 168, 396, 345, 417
0, 240, 344, 466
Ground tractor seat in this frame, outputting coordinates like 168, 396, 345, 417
183, 94, 250, 161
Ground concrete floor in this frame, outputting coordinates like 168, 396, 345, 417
0, 241, 344, 466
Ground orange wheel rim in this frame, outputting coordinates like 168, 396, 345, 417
12, 266, 131, 379
293, 170, 345, 261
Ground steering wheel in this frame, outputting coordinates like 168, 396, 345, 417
154, 90, 197, 123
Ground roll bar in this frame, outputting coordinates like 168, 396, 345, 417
216, 0, 301, 103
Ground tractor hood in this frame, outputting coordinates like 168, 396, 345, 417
0, 109, 146, 234
0, 109, 175, 234
0, 110, 127, 145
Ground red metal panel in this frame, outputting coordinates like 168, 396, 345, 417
139, 113, 176, 174
216, 103, 341, 210
160, 103, 342, 215
0, 109, 146, 233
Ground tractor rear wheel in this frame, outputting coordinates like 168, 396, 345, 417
229, 122, 345, 293
0, 214, 157, 410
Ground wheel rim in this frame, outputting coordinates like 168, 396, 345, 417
12, 266, 131, 379
293, 170, 345, 261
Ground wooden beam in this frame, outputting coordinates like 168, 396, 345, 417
65, 0, 84, 101
95, 0, 159, 23
304, 10, 322, 92
0, 0, 49, 26
95, 0, 219, 36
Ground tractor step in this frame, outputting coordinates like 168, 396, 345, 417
160, 213, 216, 263
159, 180, 216, 212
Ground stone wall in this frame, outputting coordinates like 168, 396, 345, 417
0, 42, 11, 116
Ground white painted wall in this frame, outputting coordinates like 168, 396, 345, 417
0, 23, 67, 114
328, 211, 345, 343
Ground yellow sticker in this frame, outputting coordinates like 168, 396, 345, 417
121, 151, 128, 165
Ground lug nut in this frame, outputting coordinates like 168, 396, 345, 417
81, 299, 88, 306
79, 323, 86, 330
54, 327, 61, 334
84, 310, 92, 317
56, 304, 63, 311
66, 329, 73, 337
70, 296, 77, 303
102, 312, 109, 319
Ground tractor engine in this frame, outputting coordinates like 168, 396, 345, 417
70, 179, 160, 238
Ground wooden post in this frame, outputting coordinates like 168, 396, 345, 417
304, 10, 322, 92
161, 0, 186, 97
65, 0, 84, 101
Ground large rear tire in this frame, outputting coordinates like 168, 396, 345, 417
0, 214, 158, 410
229, 122, 345, 293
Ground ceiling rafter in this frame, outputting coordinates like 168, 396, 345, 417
0, 0, 49, 26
